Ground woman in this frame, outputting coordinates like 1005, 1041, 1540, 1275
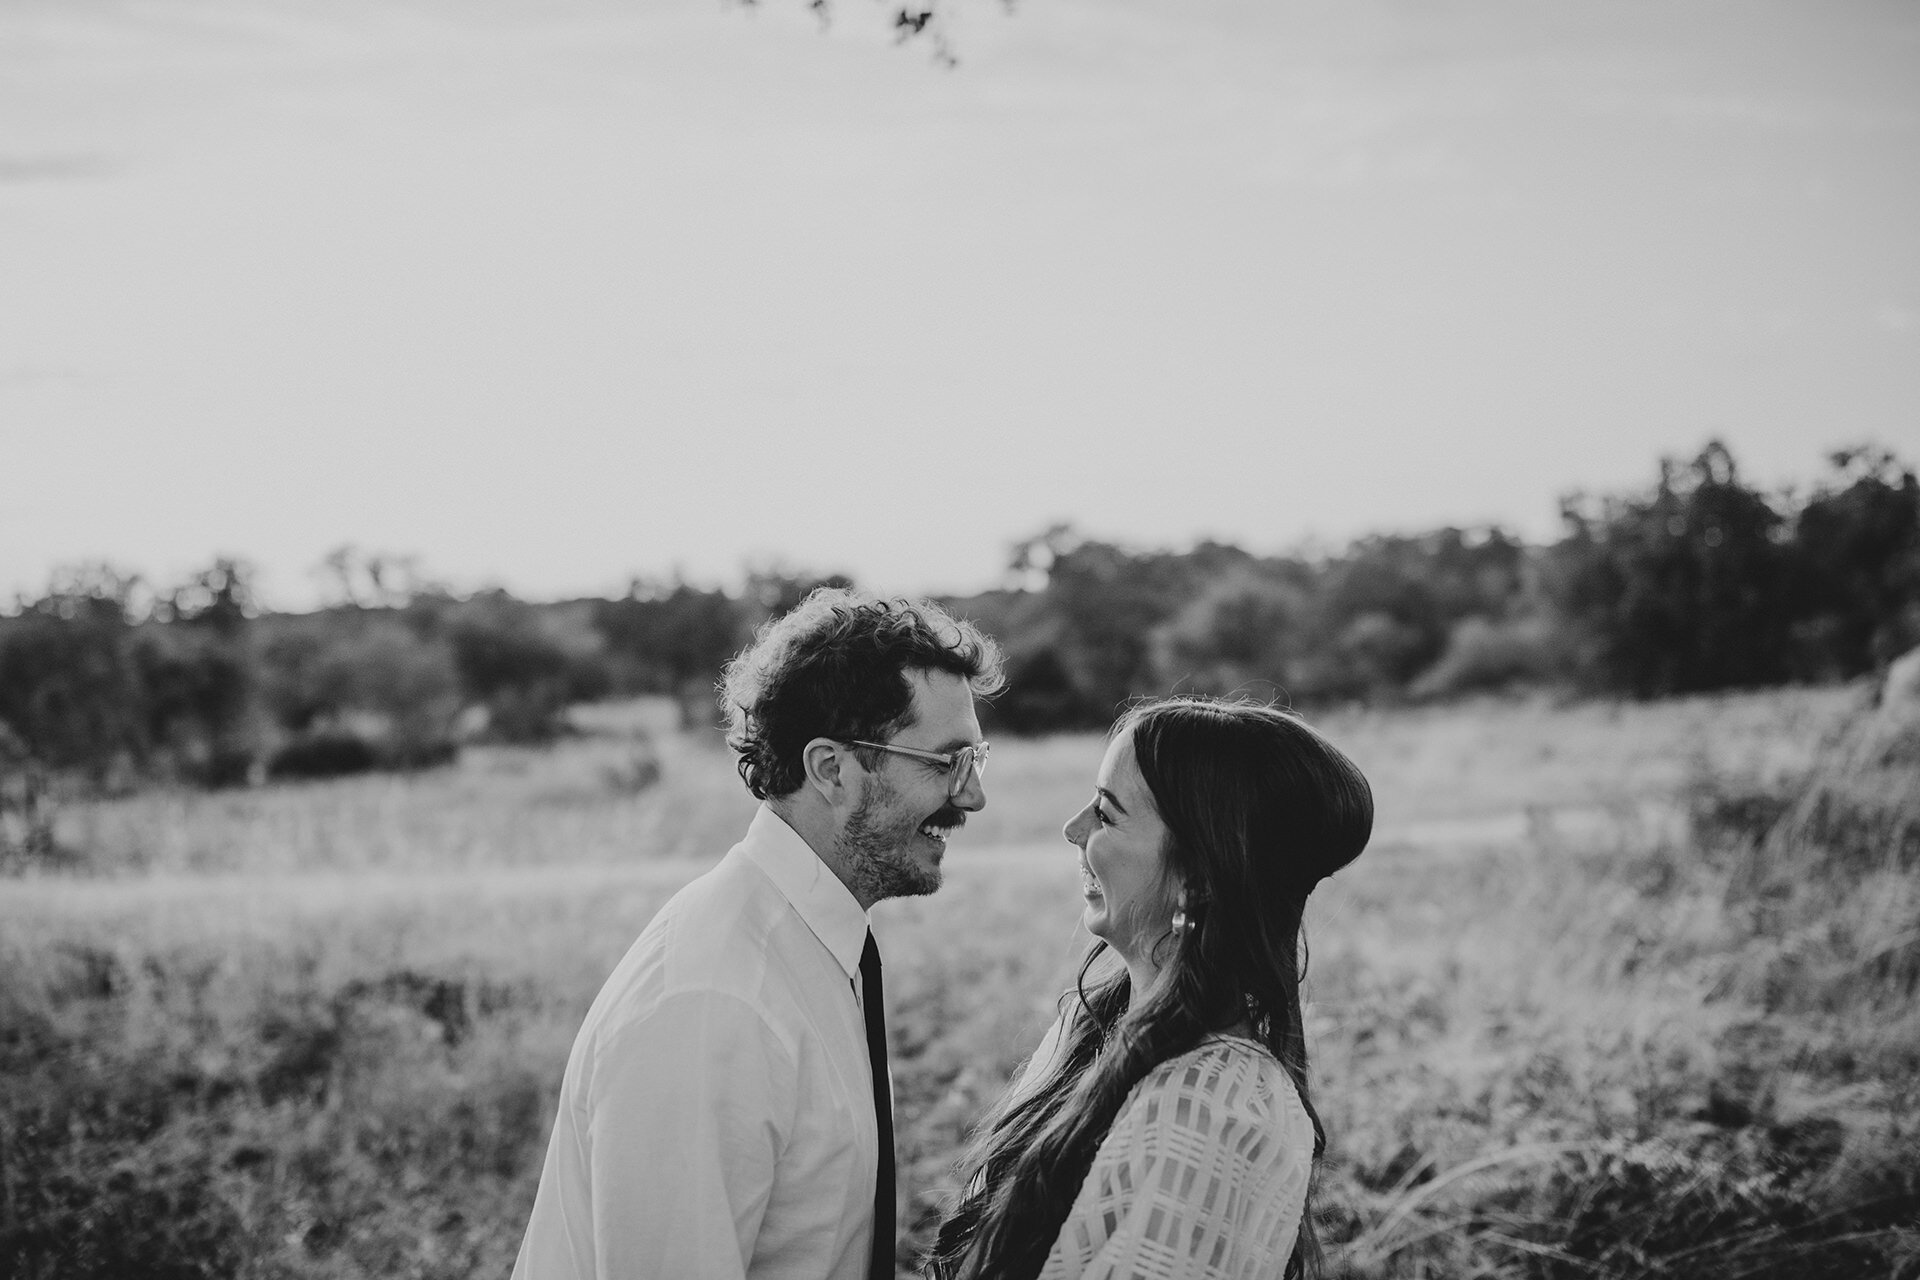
928, 697, 1373, 1280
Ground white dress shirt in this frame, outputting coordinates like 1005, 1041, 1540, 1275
513, 804, 883, 1280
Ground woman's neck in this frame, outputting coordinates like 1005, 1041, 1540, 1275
1121, 954, 1160, 1012
1120, 957, 1257, 1042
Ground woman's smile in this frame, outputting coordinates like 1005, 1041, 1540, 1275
1065, 731, 1177, 971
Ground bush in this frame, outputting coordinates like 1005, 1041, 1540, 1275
1686, 772, 1801, 859
265, 732, 380, 780
1527, 1134, 1918, 1279
1723, 659, 1920, 888
1548, 442, 1799, 697
986, 647, 1105, 734
260, 616, 464, 770
0, 599, 144, 778
132, 624, 265, 787
0, 563, 269, 788
0, 947, 551, 1280
1145, 566, 1315, 704
1410, 615, 1563, 699
592, 585, 746, 703
0, 725, 63, 872
1776, 771, 1920, 876
445, 594, 601, 742
1682, 669, 1920, 1024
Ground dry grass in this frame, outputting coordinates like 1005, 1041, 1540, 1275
6, 686, 1915, 1279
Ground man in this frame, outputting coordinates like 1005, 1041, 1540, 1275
513, 587, 1004, 1280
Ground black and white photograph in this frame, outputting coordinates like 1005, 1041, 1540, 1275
3, 0, 1918, 1276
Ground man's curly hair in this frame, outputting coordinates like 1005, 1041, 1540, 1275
719, 587, 1006, 800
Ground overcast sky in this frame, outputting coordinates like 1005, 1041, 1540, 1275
4, 0, 1917, 608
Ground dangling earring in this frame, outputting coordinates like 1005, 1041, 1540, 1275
1171, 900, 1194, 936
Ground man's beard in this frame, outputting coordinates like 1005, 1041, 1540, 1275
837, 781, 956, 904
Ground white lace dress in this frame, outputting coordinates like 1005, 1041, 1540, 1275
1031, 1033, 1315, 1280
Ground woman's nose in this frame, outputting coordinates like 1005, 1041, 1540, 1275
1063, 806, 1090, 849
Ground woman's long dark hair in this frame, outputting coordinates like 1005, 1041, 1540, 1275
925, 697, 1373, 1280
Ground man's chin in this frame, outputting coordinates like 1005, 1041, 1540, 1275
882, 856, 941, 900
838, 814, 947, 903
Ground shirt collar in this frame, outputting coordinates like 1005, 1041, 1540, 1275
737, 803, 870, 982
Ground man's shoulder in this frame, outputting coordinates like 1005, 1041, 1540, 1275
578, 848, 804, 1034
625, 848, 778, 966
657, 842, 783, 931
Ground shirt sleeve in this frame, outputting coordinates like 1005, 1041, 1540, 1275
582, 988, 798, 1280
1069, 1055, 1311, 1280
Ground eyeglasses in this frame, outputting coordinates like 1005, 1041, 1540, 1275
846, 739, 990, 799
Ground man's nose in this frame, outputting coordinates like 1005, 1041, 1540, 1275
953, 766, 986, 812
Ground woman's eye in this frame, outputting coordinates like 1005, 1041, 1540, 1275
1092, 802, 1113, 826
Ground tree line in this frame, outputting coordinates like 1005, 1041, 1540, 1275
981, 441, 1918, 725
2, 440, 1915, 790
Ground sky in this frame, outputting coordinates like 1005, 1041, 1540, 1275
3, 0, 1917, 609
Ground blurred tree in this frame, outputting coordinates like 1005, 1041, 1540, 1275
744, 564, 856, 620
988, 646, 1098, 733
159, 557, 256, 636
1152, 563, 1315, 698
145, 558, 266, 784
1043, 538, 1227, 720
0, 572, 146, 779
446, 591, 591, 742
1787, 446, 1920, 678
595, 582, 748, 728
1322, 528, 1532, 699
739, 0, 990, 65
0, 560, 270, 785
971, 531, 1255, 727
1007, 523, 1081, 592
315, 545, 443, 610
0, 721, 59, 867
1408, 614, 1565, 699
11, 442, 1913, 779
133, 625, 261, 786
257, 614, 464, 773
1547, 440, 1794, 697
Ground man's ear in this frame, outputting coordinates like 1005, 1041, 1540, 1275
801, 737, 848, 802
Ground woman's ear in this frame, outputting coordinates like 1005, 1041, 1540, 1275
1170, 884, 1197, 938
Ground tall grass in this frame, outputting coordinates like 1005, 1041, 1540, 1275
5, 687, 1914, 1278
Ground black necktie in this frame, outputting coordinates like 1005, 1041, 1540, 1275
860, 929, 895, 1280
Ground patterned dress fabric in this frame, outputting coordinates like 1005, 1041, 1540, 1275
1039, 1036, 1314, 1280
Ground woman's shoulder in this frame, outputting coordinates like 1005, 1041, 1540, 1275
1126, 1036, 1311, 1145
1086, 1034, 1315, 1227
1145, 1033, 1289, 1085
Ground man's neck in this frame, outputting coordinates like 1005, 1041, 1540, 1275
768, 798, 873, 911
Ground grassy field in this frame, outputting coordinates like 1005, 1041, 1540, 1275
4, 687, 1917, 1279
